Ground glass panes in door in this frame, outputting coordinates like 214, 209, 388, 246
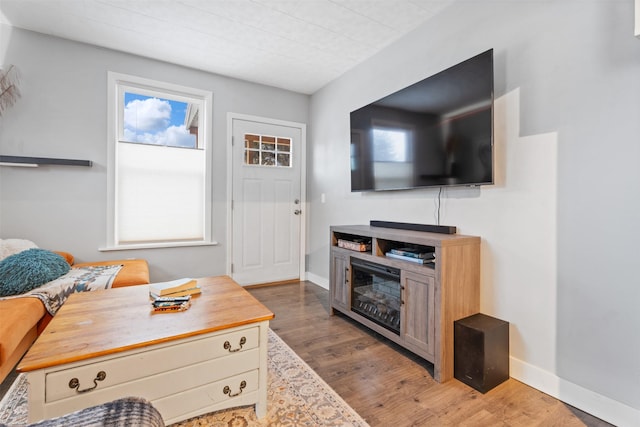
244, 133, 291, 167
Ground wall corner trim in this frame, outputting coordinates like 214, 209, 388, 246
636, 0, 640, 37
304, 272, 329, 290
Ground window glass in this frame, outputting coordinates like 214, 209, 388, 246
243, 133, 292, 168
122, 92, 198, 148
107, 72, 213, 249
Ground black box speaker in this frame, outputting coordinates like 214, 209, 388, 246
454, 313, 509, 393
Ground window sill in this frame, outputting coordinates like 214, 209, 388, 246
99, 241, 218, 252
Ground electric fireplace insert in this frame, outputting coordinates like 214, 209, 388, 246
350, 258, 401, 334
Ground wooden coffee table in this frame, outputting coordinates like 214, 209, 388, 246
18, 276, 274, 424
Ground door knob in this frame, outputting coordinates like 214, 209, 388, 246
294, 209, 302, 215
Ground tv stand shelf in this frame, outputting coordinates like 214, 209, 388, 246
329, 224, 480, 383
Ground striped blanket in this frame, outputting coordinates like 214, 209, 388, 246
1, 265, 122, 316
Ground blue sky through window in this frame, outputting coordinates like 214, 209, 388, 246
123, 92, 196, 148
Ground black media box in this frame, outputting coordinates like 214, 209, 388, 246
454, 313, 509, 393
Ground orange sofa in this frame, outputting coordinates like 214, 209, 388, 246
0, 253, 150, 385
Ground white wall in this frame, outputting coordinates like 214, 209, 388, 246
0, 24, 309, 281
308, 1, 640, 426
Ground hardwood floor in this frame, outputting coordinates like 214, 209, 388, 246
0, 280, 614, 426
247, 281, 613, 427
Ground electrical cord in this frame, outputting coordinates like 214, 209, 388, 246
435, 186, 443, 225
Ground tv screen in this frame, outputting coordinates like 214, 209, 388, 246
350, 49, 494, 192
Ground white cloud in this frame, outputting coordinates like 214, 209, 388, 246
123, 97, 195, 147
124, 125, 195, 148
124, 98, 171, 133
161, 125, 196, 147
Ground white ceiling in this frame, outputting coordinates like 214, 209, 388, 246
0, 0, 453, 94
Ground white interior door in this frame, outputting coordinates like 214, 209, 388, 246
231, 117, 303, 285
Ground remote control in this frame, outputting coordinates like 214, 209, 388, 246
153, 295, 191, 304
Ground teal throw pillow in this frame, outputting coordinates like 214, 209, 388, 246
0, 248, 71, 297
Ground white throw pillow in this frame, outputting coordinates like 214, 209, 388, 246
0, 239, 38, 262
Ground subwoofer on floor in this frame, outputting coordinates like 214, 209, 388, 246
454, 313, 509, 393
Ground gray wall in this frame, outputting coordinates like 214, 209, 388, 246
308, 1, 640, 424
0, 24, 309, 281
2, 2, 640, 424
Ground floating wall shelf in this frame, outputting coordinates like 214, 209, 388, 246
0, 155, 92, 167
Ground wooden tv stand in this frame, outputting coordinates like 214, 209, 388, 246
329, 225, 480, 383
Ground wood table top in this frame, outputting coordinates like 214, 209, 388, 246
18, 276, 274, 372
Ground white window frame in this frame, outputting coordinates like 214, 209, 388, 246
103, 72, 215, 251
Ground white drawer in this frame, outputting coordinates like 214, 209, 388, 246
43, 347, 260, 417
45, 326, 259, 403
153, 369, 260, 422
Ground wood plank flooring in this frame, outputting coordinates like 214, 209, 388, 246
247, 281, 613, 427
0, 280, 615, 426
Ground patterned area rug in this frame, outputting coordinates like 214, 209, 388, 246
0, 330, 369, 427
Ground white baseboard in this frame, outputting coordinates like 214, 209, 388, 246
301, 272, 637, 426
510, 356, 639, 427
303, 272, 328, 290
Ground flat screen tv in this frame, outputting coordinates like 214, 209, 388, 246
350, 49, 494, 192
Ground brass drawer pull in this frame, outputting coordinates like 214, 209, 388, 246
68, 371, 106, 393
223, 380, 247, 397
223, 336, 247, 352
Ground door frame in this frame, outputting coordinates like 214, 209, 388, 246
226, 112, 307, 283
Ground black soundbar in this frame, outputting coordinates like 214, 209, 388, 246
370, 220, 457, 235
